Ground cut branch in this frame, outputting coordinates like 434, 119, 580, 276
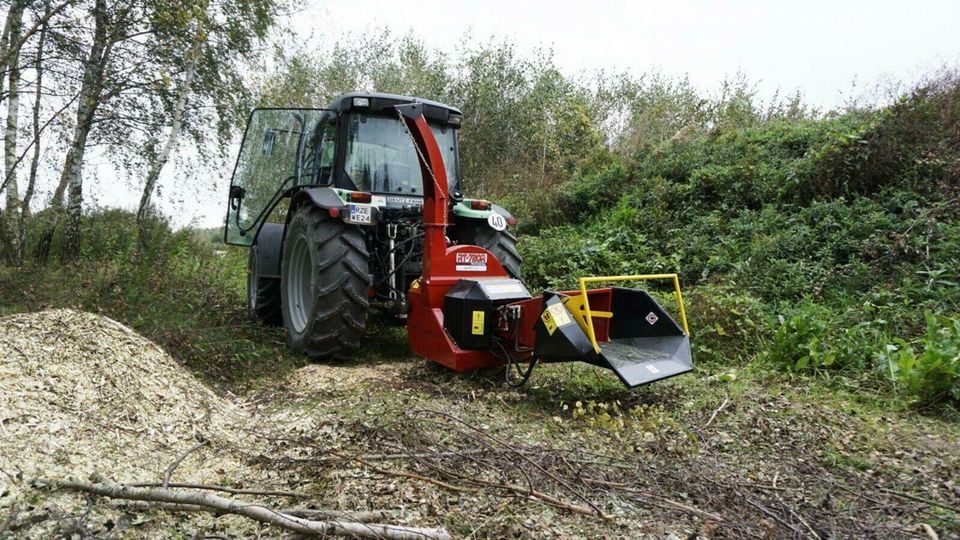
40, 478, 451, 540
129, 481, 310, 499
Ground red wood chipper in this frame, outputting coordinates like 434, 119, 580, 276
225, 93, 692, 387
397, 103, 693, 387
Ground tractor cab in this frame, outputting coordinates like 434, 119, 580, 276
224, 94, 466, 247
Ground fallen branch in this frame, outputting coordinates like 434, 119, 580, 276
129, 481, 310, 499
114, 501, 391, 523
40, 478, 450, 540
917, 523, 940, 540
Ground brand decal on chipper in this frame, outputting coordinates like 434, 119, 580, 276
455, 252, 488, 271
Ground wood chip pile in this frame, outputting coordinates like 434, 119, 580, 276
0, 309, 253, 534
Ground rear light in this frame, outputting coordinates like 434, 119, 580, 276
367, 287, 376, 298
348, 192, 372, 203
507, 216, 517, 226
470, 199, 491, 210
328, 207, 340, 218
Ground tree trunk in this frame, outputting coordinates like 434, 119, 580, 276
39, 0, 109, 264
3, 1, 24, 266
22, 1, 50, 220
0, 7, 10, 105
136, 37, 202, 249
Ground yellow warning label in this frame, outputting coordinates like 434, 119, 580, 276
541, 310, 557, 335
471, 311, 485, 335
541, 302, 572, 336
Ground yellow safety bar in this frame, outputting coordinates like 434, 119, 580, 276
577, 273, 690, 353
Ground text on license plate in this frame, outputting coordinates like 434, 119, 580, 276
349, 205, 372, 224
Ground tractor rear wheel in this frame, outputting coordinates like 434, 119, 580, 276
458, 221, 522, 279
247, 247, 282, 325
281, 204, 369, 359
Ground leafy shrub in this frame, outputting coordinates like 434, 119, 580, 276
761, 303, 890, 372
881, 312, 960, 406
762, 303, 833, 370
684, 285, 770, 363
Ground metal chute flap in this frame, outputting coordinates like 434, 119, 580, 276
598, 287, 692, 387
608, 287, 685, 339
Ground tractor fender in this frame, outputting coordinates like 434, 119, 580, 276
491, 203, 514, 222
272, 186, 347, 279
452, 202, 515, 225
252, 222, 285, 278
290, 186, 344, 211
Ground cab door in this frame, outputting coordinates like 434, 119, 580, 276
224, 108, 335, 246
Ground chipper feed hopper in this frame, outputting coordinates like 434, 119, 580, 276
394, 104, 692, 387
224, 93, 692, 388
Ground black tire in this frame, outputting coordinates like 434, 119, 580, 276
457, 220, 522, 279
280, 204, 369, 359
247, 247, 282, 325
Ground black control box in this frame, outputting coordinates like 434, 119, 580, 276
442, 278, 531, 350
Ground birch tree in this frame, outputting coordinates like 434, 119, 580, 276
52, 0, 110, 262
2, 0, 25, 265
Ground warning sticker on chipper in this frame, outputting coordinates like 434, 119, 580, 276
471, 310, 485, 335
541, 303, 572, 335
455, 252, 488, 271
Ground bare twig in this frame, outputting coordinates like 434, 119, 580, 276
879, 488, 960, 515
917, 523, 940, 540
347, 454, 479, 494
703, 398, 730, 428
583, 478, 722, 522
163, 440, 209, 488
747, 498, 806, 538
414, 409, 611, 519
40, 478, 451, 540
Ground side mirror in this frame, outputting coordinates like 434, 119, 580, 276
229, 186, 246, 210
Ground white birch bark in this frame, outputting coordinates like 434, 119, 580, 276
3, 1, 24, 265
136, 37, 203, 245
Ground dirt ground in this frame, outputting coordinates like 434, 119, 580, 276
1, 310, 958, 539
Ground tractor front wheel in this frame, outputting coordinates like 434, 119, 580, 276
280, 204, 369, 359
457, 221, 522, 279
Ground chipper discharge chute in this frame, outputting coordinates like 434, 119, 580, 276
395, 103, 693, 388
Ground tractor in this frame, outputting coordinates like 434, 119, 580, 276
224, 93, 693, 387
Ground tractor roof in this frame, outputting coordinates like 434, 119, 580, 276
327, 92, 462, 125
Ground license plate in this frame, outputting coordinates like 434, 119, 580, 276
349, 205, 371, 224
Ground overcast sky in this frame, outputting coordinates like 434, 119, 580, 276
91, 0, 960, 227
307, 0, 960, 108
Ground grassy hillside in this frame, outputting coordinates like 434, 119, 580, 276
516, 77, 960, 409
